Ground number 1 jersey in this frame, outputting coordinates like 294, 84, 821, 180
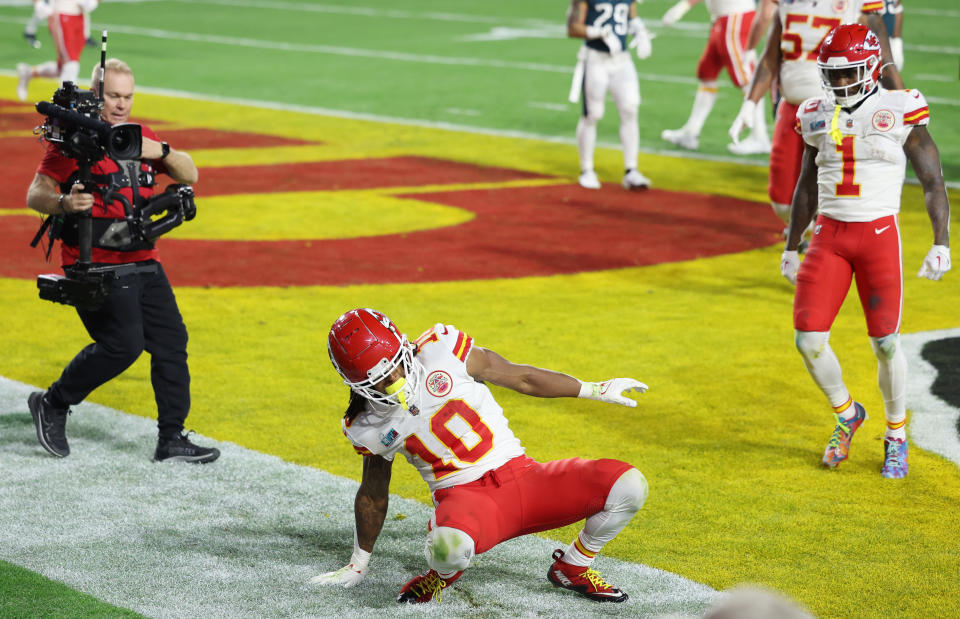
342, 324, 525, 492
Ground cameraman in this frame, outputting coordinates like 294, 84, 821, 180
25, 58, 219, 464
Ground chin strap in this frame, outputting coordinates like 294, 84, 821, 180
829, 104, 844, 146
384, 377, 408, 410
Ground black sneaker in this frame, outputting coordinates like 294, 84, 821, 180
24, 32, 41, 49
154, 431, 220, 463
28, 391, 70, 457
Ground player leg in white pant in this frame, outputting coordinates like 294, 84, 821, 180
576, 53, 610, 189
558, 468, 648, 567
609, 58, 650, 189
59, 60, 79, 86
871, 333, 907, 438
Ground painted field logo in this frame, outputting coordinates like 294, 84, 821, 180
426, 370, 452, 398
873, 109, 895, 132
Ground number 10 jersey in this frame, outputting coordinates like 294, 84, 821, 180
342, 324, 525, 492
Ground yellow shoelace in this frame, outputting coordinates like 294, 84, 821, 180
582, 568, 613, 591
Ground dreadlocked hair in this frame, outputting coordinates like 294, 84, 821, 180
344, 388, 367, 423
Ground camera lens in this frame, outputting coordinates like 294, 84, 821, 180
105, 123, 142, 159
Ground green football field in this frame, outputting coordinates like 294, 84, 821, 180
0, 1, 959, 618
1, 0, 957, 181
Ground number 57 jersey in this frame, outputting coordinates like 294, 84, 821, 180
796, 88, 930, 222
342, 324, 525, 492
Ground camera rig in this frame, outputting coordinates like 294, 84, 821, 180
30, 31, 196, 310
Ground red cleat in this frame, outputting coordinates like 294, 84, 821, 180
396, 569, 463, 604
547, 549, 628, 603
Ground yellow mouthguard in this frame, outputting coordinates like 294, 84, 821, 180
384, 377, 408, 410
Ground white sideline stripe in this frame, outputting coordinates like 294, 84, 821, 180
902, 329, 960, 468
0, 375, 720, 618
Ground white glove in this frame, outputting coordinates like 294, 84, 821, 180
309, 548, 370, 588
34, 1, 53, 20
578, 378, 648, 408
628, 17, 652, 60
918, 245, 951, 281
662, 0, 692, 26
586, 24, 623, 54
78, 0, 99, 12
890, 37, 904, 71
728, 98, 757, 144
781, 250, 800, 285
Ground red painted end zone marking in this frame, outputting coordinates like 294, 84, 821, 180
148, 128, 318, 151
193, 156, 549, 195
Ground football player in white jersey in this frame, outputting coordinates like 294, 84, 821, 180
312, 308, 650, 604
16, 0, 98, 101
660, 0, 772, 155
780, 25, 951, 478
567, 0, 654, 190
729, 0, 902, 232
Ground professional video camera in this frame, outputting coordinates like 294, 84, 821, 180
30, 31, 197, 311
35, 80, 142, 164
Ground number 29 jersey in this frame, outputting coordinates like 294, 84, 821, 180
796, 88, 930, 221
341, 324, 525, 492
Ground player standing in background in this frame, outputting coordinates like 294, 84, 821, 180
881, 0, 904, 70
567, 0, 654, 190
313, 308, 649, 603
660, 0, 772, 155
781, 24, 950, 478
728, 0, 902, 233
16, 0, 98, 101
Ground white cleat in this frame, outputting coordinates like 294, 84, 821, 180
16, 63, 32, 101
622, 169, 651, 191
727, 135, 771, 155
661, 128, 699, 151
578, 169, 601, 189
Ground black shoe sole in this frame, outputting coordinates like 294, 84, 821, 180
28, 392, 69, 458
153, 448, 220, 464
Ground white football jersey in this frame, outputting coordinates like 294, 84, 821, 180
51, 0, 92, 15
342, 324, 524, 492
705, 0, 756, 21
796, 88, 929, 221
777, 0, 882, 104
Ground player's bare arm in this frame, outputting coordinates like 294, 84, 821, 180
567, 0, 589, 38
861, 12, 904, 90
466, 346, 581, 398
785, 143, 820, 251
355, 455, 393, 552
745, 17, 782, 104
466, 346, 648, 406
747, 0, 777, 51
903, 125, 951, 247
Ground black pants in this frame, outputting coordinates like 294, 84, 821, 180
48, 261, 190, 439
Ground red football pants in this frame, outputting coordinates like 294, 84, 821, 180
431, 455, 634, 555
794, 214, 903, 337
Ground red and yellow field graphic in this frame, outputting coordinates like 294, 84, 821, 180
1, 95, 781, 286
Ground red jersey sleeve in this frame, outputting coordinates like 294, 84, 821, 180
36, 144, 78, 184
